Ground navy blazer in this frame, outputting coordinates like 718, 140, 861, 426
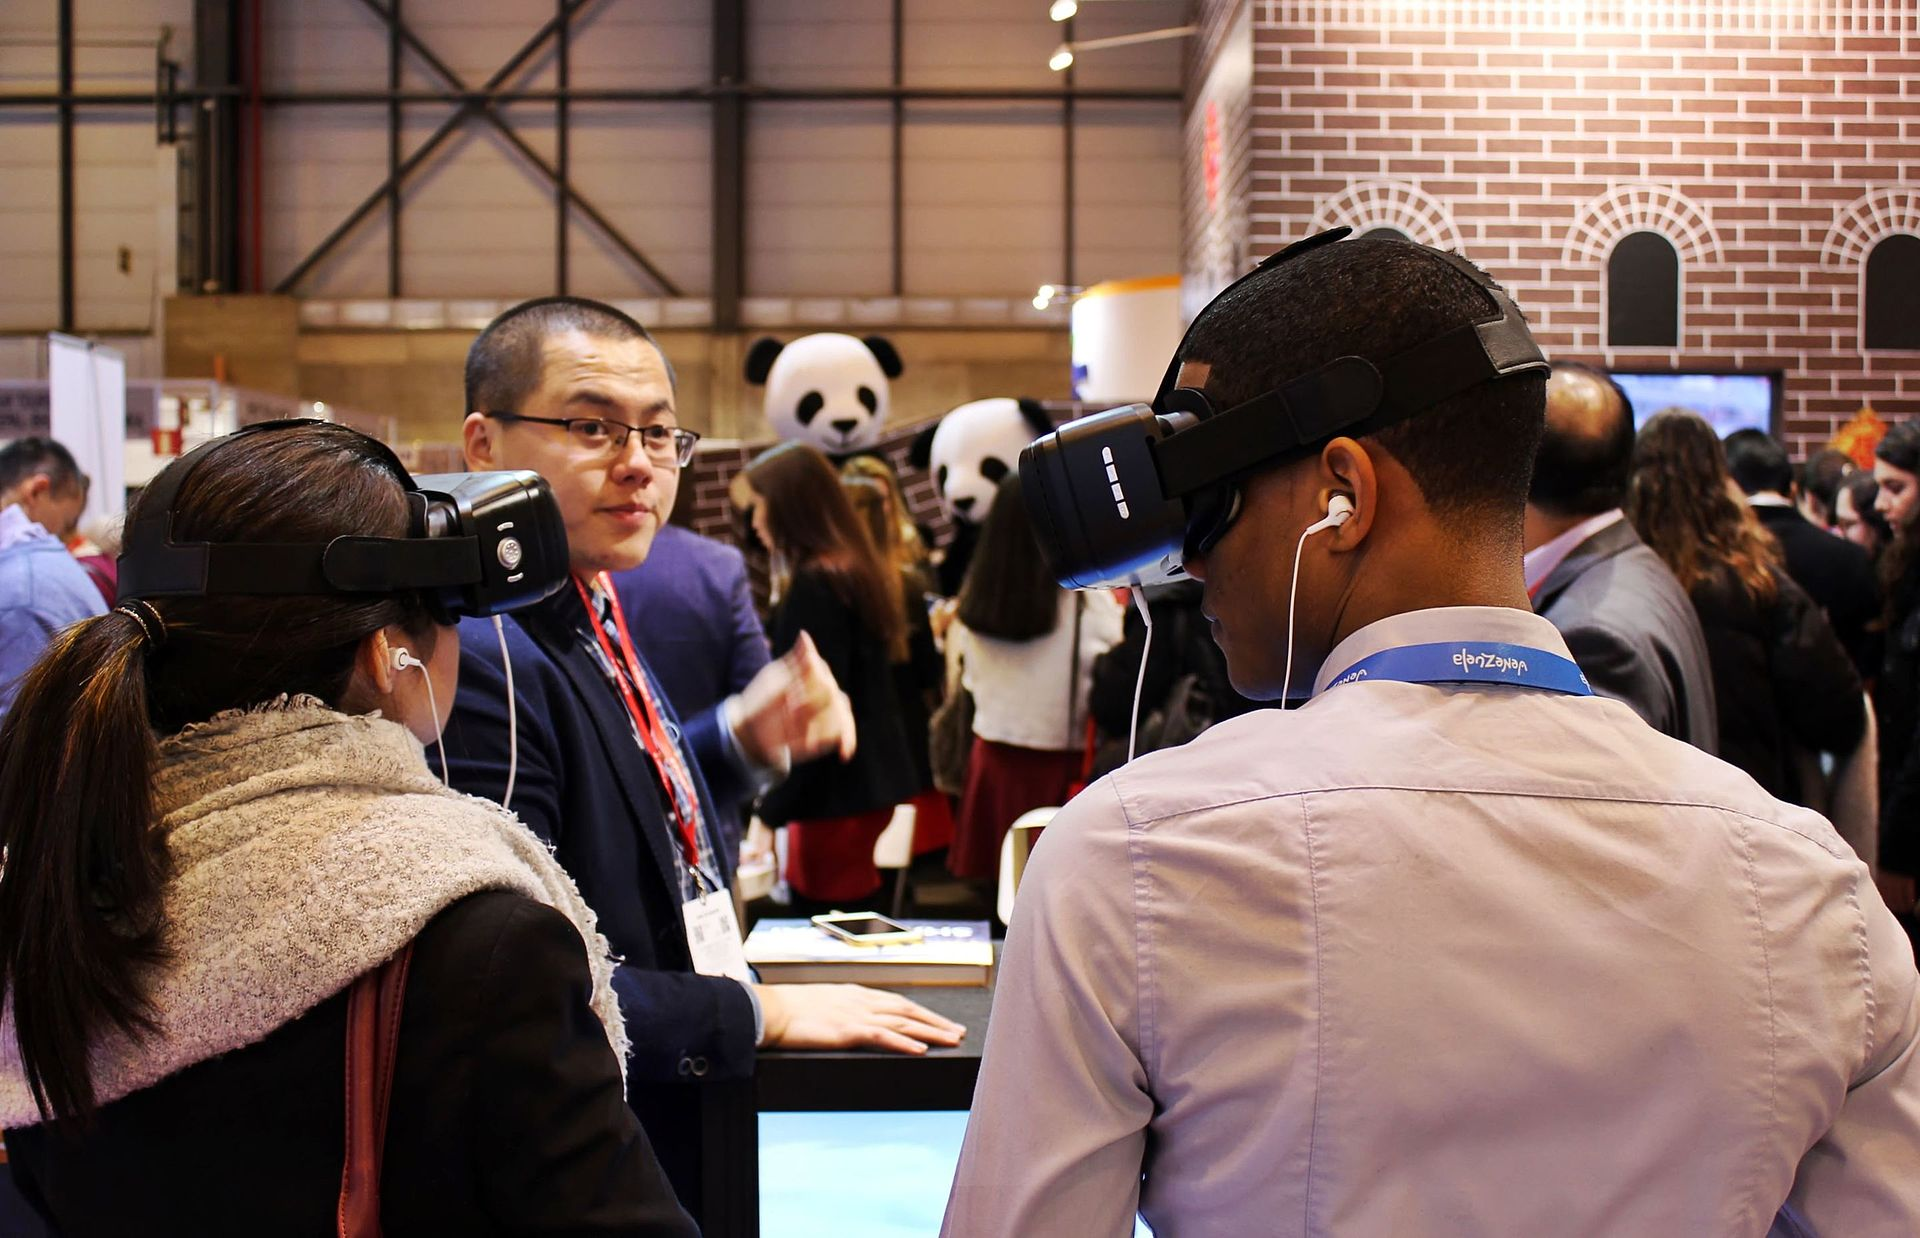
442, 588, 758, 1217
612, 523, 771, 723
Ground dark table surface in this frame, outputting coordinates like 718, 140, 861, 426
755, 978, 995, 1111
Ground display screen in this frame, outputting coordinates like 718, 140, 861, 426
818, 914, 910, 937
1610, 370, 1779, 437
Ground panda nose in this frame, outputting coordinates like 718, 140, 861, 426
831, 418, 859, 437
952, 496, 976, 516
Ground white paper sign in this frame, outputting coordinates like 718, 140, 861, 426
47, 333, 126, 525
682, 889, 753, 984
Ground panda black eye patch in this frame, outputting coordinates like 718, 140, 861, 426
937, 465, 949, 490
980, 457, 1009, 484
858, 386, 878, 413
798, 392, 824, 424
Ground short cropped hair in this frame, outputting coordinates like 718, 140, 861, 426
1178, 238, 1547, 531
1525, 362, 1636, 518
0, 437, 84, 498
1722, 428, 1793, 497
463, 296, 669, 418
1800, 447, 1854, 511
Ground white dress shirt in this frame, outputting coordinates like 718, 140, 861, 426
1521, 507, 1625, 596
945, 605, 1920, 1237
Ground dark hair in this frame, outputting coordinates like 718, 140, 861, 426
1798, 448, 1854, 518
957, 474, 1060, 640
1179, 238, 1547, 534
840, 453, 930, 571
1876, 421, 1920, 473
1875, 423, 1920, 613
0, 436, 85, 498
1722, 428, 1794, 497
1839, 470, 1892, 552
744, 442, 904, 658
0, 423, 439, 1121
1528, 362, 1636, 517
464, 296, 670, 417
1626, 409, 1780, 605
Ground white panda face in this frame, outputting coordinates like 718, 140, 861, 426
761, 333, 891, 455
928, 398, 1046, 525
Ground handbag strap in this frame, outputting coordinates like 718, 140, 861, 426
337, 942, 414, 1238
1065, 593, 1085, 738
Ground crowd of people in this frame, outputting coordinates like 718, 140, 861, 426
0, 244, 1913, 1234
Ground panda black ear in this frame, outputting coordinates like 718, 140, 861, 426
907, 424, 938, 470
1016, 398, 1053, 436
863, 336, 904, 379
745, 337, 785, 385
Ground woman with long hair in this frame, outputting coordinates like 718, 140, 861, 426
946, 473, 1122, 886
1838, 469, 1894, 560
840, 452, 933, 577
741, 442, 919, 908
1626, 409, 1863, 803
0, 422, 692, 1233
1871, 421, 1920, 935
844, 473, 957, 859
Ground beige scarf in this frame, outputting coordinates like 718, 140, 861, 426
0, 697, 627, 1127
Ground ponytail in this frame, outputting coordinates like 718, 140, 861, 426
0, 608, 169, 1120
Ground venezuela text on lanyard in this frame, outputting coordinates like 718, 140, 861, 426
572, 573, 710, 881
1325, 641, 1593, 696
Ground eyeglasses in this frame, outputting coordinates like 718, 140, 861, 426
485, 411, 701, 467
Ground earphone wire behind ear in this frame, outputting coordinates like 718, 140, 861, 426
392, 645, 451, 787
1279, 494, 1355, 709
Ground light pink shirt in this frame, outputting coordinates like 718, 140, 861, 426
945, 606, 1920, 1237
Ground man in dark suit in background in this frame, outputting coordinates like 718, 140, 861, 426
1522, 362, 1719, 752
614, 521, 771, 866
1725, 428, 1880, 678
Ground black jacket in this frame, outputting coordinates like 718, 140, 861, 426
1689, 566, 1864, 804
758, 566, 919, 824
1087, 580, 1260, 751
5, 891, 695, 1237
443, 589, 760, 1222
1753, 502, 1881, 678
1877, 564, 1920, 877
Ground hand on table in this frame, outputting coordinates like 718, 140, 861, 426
729, 631, 857, 767
754, 983, 967, 1055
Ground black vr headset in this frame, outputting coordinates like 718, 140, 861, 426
1019, 228, 1551, 589
118, 418, 569, 622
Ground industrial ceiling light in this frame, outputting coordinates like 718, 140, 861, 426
1032, 283, 1084, 310
1047, 26, 1197, 71
1050, 0, 1078, 21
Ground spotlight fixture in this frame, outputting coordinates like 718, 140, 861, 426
1047, 26, 1197, 72
1032, 283, 1084, 311
1049, 0, 1078, 20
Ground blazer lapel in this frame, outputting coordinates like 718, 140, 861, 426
1534, 517, 1644, 613
519, 593, 687, 900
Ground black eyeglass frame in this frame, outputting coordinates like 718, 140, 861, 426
484, 411, 701, 466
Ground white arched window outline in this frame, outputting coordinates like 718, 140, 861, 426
1565, 185, 1719, 353
1308, 182, 1466, 253
1823, 187, 1920, 354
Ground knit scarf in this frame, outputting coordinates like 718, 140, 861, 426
0, 697, 628, 1127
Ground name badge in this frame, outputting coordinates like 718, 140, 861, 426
683, 889, 753, 984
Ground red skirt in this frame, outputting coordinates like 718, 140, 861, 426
909, 787, 956, 855
784, 808, 895, 903
950, 738, 1082, 880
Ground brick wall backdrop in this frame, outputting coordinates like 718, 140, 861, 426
1212, 0, 1920, 452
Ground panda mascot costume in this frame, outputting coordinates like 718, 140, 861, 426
745, 332, 903, 460
910, 397, 1054, 596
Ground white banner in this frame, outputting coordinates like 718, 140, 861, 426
47, 333, 127, 524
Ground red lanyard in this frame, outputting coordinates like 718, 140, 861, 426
571, 573, 704, 870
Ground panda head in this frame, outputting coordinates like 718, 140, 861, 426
745, 332, 903, 457
909, 397, 1054, 526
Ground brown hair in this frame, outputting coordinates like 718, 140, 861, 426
744, 442, 904, 655
0, 422, 440, 1121
957, 473, 1061, 641
842, 476, 912, 662
1625, 408, 1780, 605
839, 454, 930, 572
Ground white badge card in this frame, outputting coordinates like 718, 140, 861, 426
683, 890, 753, 983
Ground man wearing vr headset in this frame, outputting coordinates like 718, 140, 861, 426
944, 233, 1920, 1235
440, 297, 964, 1222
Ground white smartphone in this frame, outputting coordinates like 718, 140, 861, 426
811, 911, 924, 947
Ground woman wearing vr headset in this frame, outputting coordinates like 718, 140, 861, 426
0, 422, 694, 1235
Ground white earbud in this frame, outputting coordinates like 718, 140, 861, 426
1280, 494, 1356, 707
387, 645, 449, 787
1301, 493, 1355, 537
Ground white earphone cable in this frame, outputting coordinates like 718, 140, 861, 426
1128, 583, 1154, 765
1280, 519, 1315, 709
494, 614, 518, 811
419, 661, 451, 787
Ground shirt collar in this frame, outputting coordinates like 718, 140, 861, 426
0, 503, 51, 555
1522, 508, 1624, 594
1313, 605, 1576, 698
1747, 492, 1794, 509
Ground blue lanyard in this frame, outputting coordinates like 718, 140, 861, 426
1325, 641, 1592, 696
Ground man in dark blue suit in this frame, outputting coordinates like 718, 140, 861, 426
440, 297, 963, 1223
613, 522, 771, 867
